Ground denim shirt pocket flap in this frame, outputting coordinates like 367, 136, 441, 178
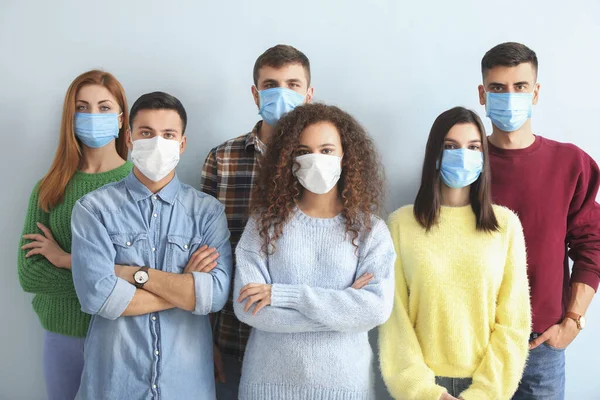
110, 232, 149, 249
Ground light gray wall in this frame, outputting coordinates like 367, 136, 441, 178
1, 0, 599, 399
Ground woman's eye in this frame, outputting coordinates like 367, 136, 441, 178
444, 144, 456, 150
297, 150, 309, 156
469, 145, 481, 151
76, 105, 87, 111
322, 149, 332, 154
100, 106, 111, 111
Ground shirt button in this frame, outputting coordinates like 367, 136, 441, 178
152, 247, 156, 252
152, 384, 157, 389
155, 350, 159, 356
153, 213, 158, 218
152, 316, 157, 321
184, 244, 188, 249
153, 196, 158, 200
126, 242, 131, 246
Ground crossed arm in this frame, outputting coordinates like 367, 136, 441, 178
71, 200, 232, 320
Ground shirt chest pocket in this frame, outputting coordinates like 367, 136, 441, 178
165, 234, 203, 273
110, 233, 148, 267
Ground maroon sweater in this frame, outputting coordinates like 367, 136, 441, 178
489, 135, 600, 333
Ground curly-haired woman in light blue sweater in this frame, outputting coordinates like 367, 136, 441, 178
233, 103, 396, 400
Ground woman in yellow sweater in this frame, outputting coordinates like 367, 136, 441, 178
379, 106, 531, 400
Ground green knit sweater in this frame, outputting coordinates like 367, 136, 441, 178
18, 161, 133, 338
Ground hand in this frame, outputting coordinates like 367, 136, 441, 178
22, 222, 71, 269
351, 273, 374, 289
184, 245, 220, 273
238, 283, 272, 315
213, 344, 226, 383
439, 392, 459, 400
529, 318, 579, 350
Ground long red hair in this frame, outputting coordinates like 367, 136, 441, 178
37, 70, 129, 211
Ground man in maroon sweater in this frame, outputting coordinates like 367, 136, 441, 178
478, 42, 600, 399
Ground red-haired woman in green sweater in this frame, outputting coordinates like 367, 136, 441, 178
18, 70, 132, 400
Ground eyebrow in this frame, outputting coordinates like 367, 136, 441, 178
444, 139, 481, 144
297, 143, 336, 148
286, 78, 303, 83
75, 99, 114, 104
137, 126, 155, 132
513, 81, 530, 86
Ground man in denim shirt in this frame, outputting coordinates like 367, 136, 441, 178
71, 92, 232, 399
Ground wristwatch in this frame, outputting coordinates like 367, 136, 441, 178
133, 266, 150, 288
565, 311, 586, 330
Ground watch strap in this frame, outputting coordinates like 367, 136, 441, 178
565, 311, 582, 330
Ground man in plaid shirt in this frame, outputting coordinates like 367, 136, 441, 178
200, 44, 314, 399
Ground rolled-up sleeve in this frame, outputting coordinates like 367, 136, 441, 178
71, 199, 135, 320
191, 202, 232, 315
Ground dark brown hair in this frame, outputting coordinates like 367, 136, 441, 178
251, 103, 384, 253
413, 106, 499, 232
253, 44, 311, 86
482, 42, 538, 78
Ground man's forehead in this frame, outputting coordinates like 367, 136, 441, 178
484, 63, 536, 83
133, 109, 183, 131
257, 64, 308, 84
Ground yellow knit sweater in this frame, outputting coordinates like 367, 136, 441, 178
379, 205, 531, 400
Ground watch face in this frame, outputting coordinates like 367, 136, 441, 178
580, 315, 586, 329
134, 271, 149, 284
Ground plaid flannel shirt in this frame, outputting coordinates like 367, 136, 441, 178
200, 121, 265, 360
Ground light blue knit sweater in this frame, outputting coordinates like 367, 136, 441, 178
234, 209, 396, 400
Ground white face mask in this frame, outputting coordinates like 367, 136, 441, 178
131, 136, 181, 182
293, 153, 342, 194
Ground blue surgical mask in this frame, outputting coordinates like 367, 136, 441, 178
74, 112, 121, 148
485, 92, 533, 132
439, 148, 483, 189
258, 87, 305, 126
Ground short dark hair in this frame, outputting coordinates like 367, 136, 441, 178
414, 106, 499, 232
481, 42, 538, 78
253, 44, 311, 86
130, 91, 188, 134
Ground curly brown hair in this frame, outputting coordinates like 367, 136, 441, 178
251, 103, 385, 254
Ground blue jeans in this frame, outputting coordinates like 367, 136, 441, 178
435, 376, 473, 398
43, 331, 85, 400
216, 354, 243, 399
512, 333, 566, 400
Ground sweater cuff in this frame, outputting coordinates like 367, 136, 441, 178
270, 284, 302, 309
425, 385, 447, 400
460, 386, 493, 400
570, 268, 600, 292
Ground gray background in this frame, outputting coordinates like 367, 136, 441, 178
1, 0, 599, 398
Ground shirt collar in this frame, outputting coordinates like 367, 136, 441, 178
125, 171, 180, 205
245, 121, 267, 155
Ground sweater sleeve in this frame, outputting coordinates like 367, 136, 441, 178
567, 152, 600, 291
269, 219, 396, 333
460, 212, 531, 400
379, 214, 447, 400
233, 216, 330, 333
18, 183, 76, 296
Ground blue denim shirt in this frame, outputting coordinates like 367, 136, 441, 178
71, 172, 232, 400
